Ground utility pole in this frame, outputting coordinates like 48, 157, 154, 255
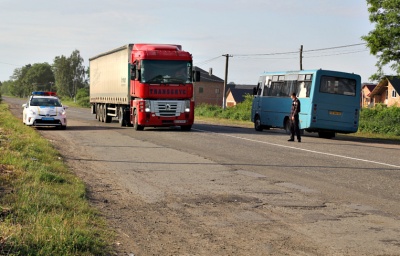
222, 54, 232, 110
300, 45, 303, 70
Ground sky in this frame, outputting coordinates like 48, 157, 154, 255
0, 0, 383, 84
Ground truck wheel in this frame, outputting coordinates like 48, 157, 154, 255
133, 110, 144, 131
254, 115, 263, 132
181, 125, 192, 131
118, 107, 126, 127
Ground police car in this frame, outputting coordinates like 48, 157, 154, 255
22, 91, 68, 129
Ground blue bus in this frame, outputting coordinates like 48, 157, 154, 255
251, 69, 361, 138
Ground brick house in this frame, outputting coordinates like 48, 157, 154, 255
225, 84, 255, 107
361, 83, 377, 108
368, 77, 400, 107
193, 67, 224, 106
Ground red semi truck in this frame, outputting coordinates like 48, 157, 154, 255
89, 44, 199, 130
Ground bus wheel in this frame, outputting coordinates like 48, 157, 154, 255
133, 110, 144, 131
284, 118, 291, 134
318, 131, 335, 139
254, 116, 263, 132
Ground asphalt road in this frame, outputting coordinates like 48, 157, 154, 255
4, 96, 400, 255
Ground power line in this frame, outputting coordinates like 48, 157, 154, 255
304, 49, 369, 58
233, 48, 368, 60
231, 42, 367, 57
0, 61, 21, 66
194, 56, 223, 66
303, 43, 366, 53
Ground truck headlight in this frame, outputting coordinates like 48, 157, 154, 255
184, 100, 190, 112
145, 100, 151, 112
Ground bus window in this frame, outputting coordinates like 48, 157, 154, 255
262, 80, 271, 96
320, 76, 356, 96
298, 74, 312, 98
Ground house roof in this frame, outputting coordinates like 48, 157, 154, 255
388, 77, 400, 94
226, 84, 254, 103
369, 76, 400, 97
362, 83, 377, 94
193, 66, 224, 83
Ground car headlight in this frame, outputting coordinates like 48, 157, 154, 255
28, 109, 37, 115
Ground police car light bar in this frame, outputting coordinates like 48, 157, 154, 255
32, 91, 57, 96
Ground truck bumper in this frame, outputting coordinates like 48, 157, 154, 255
138, 112, 194, 127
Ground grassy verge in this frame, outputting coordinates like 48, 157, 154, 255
0, 102, 113, 255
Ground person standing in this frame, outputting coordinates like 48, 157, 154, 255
288, 92, 301, 142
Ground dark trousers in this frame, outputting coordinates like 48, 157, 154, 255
290, 115, 301, 141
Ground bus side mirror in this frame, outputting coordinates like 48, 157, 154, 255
193, 71, 200, 82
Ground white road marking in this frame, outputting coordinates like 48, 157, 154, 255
193, 128, 400, 169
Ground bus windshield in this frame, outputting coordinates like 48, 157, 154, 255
141, 60, 193, 84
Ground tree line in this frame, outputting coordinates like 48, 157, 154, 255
0, 50, 87, 99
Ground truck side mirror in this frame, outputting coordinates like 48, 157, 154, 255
135, 68, 141, 81
130, 65, 136, 80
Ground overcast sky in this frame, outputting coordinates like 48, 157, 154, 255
0, 0, 381, 84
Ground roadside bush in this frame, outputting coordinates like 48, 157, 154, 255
76, 88, 90, 107
195, 94, 253, 121
359, 106, 400, 136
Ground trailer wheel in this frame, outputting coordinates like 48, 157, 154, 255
133, 110, 144, 131
97, 104, 103, 122
96, 104, 101, 122
102, 104, 107, 123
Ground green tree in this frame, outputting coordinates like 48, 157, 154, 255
53, 50, 86, 98
10, 64, 31, 97
362, 0, 400, 81
0, 80, 14, 96
23, 63, 55, 92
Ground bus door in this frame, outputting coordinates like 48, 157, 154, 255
312, 75, 359, 133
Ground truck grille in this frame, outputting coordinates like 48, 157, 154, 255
155, 101, 182, 117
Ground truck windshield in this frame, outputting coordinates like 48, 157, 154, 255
141, 60, 193, 84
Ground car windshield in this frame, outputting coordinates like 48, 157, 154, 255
141, 60, 193, 84
30, 98, 62, 107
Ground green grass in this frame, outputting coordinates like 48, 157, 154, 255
0, 103, 113, 255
